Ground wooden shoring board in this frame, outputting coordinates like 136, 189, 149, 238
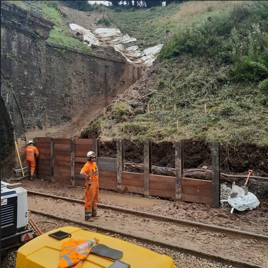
73, 139, 96, 180
53, 139, 71, 184
149, 174, 176, 199
99, 170, 117, 191
74, 139, 95, 157
122, 172, 144, 188
181, 177, 212, 205
34, 138, 52, 179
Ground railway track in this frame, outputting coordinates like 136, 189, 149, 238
28, 191, 268, 268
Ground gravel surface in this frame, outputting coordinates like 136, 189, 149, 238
21, 179, 268, 235
28, 194, 268, 267
2, 178, 268, 268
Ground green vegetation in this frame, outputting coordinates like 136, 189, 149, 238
159, 2, 268, 85
11, 1, 91, 53
9, 1, 268, 145
101, 1, 268, 145
107, 3, 182, 48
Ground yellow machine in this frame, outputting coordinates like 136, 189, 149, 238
16, 226, 176, 268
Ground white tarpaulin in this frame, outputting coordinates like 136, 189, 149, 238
69, 23, 163, 67
221, 182, 260, 213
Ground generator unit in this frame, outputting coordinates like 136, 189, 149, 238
16, 226, 177, 268
1, 182, 35, 255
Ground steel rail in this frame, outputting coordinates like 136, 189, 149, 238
28, 190, 268, 241
30, 209, 263, 268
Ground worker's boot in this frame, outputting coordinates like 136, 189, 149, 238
85, 210, 93, 222
30, 176, 34, 181
92, 208, 97, 217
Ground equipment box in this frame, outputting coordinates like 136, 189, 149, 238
13, 167, 29, 178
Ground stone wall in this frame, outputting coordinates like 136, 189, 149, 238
43, 44, 138, 128
0, 2, 140, 177
1, 2, 54, 138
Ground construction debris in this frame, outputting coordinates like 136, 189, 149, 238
69, 23, 163, 67
221, 182, 260, 213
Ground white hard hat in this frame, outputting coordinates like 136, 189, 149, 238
28, 140, 33, 144
87, 151, 96, 158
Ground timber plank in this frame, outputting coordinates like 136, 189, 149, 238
39, 154, 51, 160
149, 181, 175, 191
36, 144, 51, 150
38, 151, 51, 156
99, 170, 117, 178
35, 137, 51, 142
54, 170, 71, 177
150, 189, 175, 199
75, 156, 87, 163
38, 167, 50, 173
75, 144, 93, 154
54, 160, 71, 167
182, 193, 212, 205
125, 186, 144, 195
181, 178, 212, 205
122, 172, 144, 187
54, 144, 71, 151
99, 177, 117, 190
54, 155, 71, 161
38, 162, 50, 169
149, 174, 175, 183
52, 138, 71, 144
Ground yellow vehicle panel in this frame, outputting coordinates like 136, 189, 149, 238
16, 226, 176, 268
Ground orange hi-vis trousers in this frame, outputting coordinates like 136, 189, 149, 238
25, 145, 39, 176
84, 183, 99, 218
26, 159, 36, 177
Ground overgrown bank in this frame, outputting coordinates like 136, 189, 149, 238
88, 1, 268, 145
8, 1, 268, 145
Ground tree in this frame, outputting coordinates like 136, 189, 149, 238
59, 0, 90, 11
110, 0, 119, 7
145, 0, 162, 8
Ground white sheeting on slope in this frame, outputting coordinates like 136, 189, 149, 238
69, 23, 163, 67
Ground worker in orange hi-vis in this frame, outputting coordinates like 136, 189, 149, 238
80, 151, 99, 221
24, 140, 39, 181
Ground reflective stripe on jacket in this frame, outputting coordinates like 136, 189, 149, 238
25, 145, 39, 161
58, 238, 98, 268
80, 161, 99, 186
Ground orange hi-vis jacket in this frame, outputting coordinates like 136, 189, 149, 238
25, 145, 39, 161
80, 161, 99, 188
58, 238, 99, 268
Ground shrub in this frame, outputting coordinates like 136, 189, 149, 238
258, 78, 268, 94
111, 102, 132, 123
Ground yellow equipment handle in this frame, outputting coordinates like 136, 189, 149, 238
15, 140, 25, 177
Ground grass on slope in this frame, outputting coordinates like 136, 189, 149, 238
98, 55, 268, 145
95, 1, 268, 145
7, 0, 268, 145
107, 1, 249, 49
8, 1, 91, 53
